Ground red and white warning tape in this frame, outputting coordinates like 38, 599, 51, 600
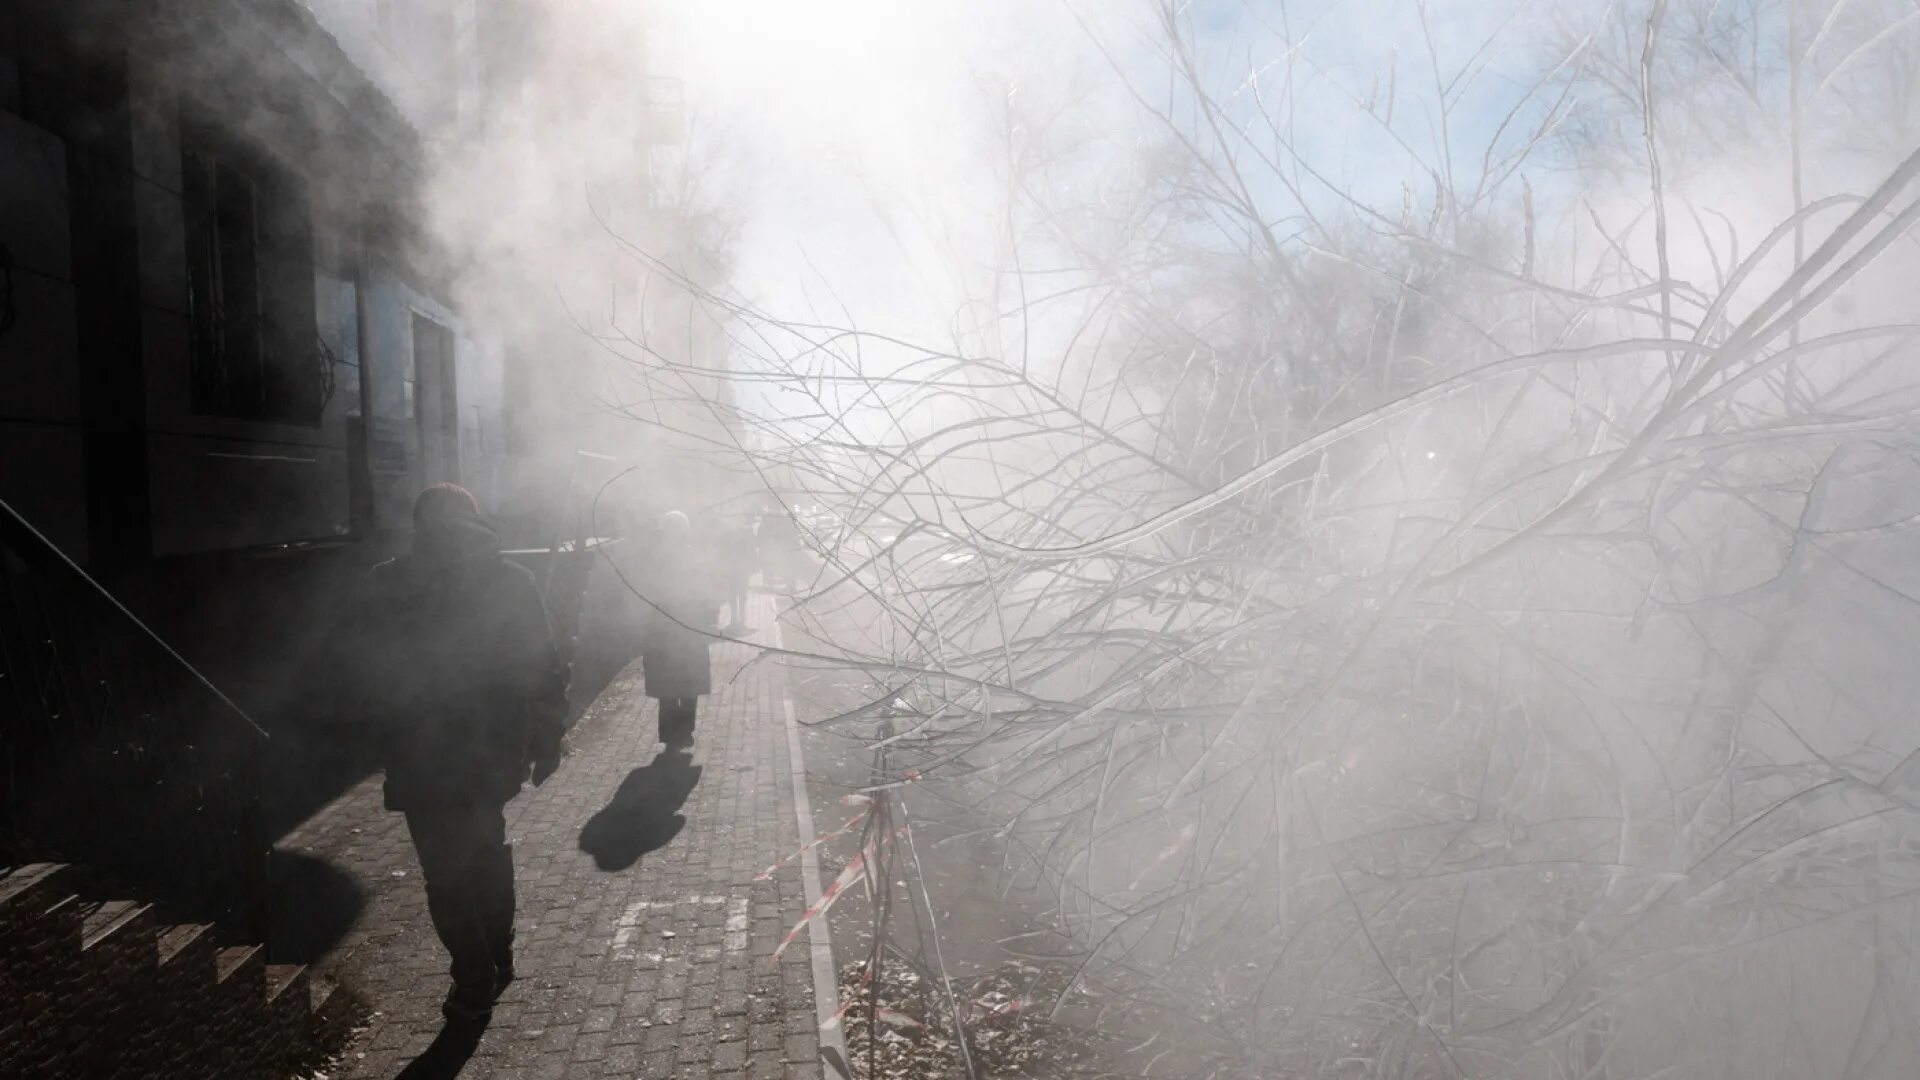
772, 844, 873, 963
755, 806, 870, 882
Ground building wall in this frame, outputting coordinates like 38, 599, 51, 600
0, 0, 517, 561
293, 0, 518, 526
300, 0, 473, 136
125, 53, 355, 555
0, 103, 87, 561
354, 270, 499, 531
0, 1, 148, 566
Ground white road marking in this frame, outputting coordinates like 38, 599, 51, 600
724, 897, 751, 952
612, 896, 731, 958
771, 599, 853, 1076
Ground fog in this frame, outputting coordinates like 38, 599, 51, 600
418, 0, 1920, 1075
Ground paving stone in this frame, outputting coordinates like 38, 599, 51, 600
783, 1033, 817, 1063
603, 1041, 642, 1075
711, 1039, 749, 1071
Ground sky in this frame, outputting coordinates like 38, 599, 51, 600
654, 0, 1555, 361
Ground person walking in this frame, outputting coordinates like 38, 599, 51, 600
333, 483, 568, 1021
757, 509, 802, 590
721, 517, 757, 632
640, 510, 718, 747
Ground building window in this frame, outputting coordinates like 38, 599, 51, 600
412, 315, 460, 482
182, 136, 321, 424
182, 151, 261, 417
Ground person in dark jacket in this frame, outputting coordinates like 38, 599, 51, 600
334, 483, 568, 1020
640, 510, 718, 747
719, 518, 758, 632
755, 510, 793, 588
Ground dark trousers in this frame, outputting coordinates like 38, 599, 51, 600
404, 801, 515, 989
658, 697, 697, 746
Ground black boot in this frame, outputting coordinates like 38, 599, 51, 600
442, 980, 497, 1022
659, 699, 696, 748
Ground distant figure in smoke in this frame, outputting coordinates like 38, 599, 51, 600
332, 483, 568, 1021
757, 509, 804, 590
720, 517, 758, 632
640, 510, 718, 748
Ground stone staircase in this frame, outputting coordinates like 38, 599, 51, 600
0, 863, 363, 1079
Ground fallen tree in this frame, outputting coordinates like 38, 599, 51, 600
600, 3, 1920, 1075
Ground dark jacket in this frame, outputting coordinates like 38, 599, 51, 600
720, 523, 758, 584
638, 542, 718, 700
336, 515, 568, 811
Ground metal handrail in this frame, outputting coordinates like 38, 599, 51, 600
0, 496, 268, 934
0, 496, 268, 738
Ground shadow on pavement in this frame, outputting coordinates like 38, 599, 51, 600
266, 849, 366, 964
392, 1016, 489, 1079
578, 746, 702, 872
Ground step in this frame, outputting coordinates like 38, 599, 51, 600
32, 892, 85, 954
0, 868, 71, 1047
76, 900, 158, 1076
157, 922, 216, 970
309, 974, 365, 1047
142, 922, 221, 1078
5, 895, 102, 1078
0, 873, 81, 985
309, 975, 339, 1018
258, 964, 314, 1076
0, 866, 366, 1080
265, 962, 309, 1005
216, 943, 264, 986
0, 863, 71, 917
80, 899, 152, 952
210, 946, 268, 1077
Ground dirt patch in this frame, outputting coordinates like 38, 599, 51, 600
832, 958, 1107, 1079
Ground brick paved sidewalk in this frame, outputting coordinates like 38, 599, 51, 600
280, 596, 826, 1079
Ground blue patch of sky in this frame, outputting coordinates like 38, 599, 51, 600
1161, 0, 1575, 227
